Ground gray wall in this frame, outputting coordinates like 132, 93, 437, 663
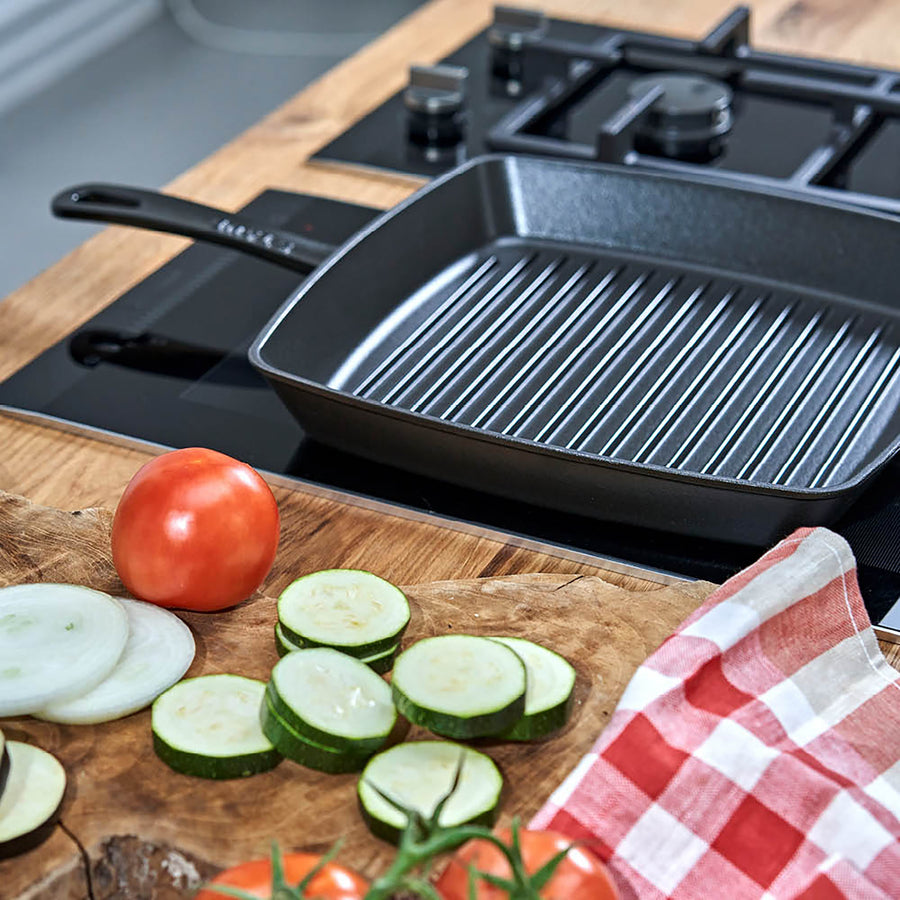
0, 1, 424, 300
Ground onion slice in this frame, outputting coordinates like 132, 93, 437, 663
0, 583, 129, 717
37, 599, 196, 724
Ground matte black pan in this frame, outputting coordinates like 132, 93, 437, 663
53, 157, 900, 545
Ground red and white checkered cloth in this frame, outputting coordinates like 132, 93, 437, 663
531, 527, 900, 898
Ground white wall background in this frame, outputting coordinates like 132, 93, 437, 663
0, 0, 424, 300
0, 0, 162, 117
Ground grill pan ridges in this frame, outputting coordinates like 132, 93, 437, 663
250, 155, 900, 544
336, 244, 900, 492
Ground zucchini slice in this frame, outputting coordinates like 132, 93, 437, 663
260, 696, 372, 774
274, 624, 399, 673
358, 741, 502, 844
391, 635, 526, 738
268, 647, 395, 753
277, 569, 409, 657
0, 731, 8, 802
152, 675, 280, 779
37, 599, 195, 724
0, 583, 129, 717
0, 742, 66, 859
489, 637, 576, 740
359, 643, 399, 676
274, 621, 299, 657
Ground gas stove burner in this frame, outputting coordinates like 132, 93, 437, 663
627, 72, 733, 161
315, 5, 900, 217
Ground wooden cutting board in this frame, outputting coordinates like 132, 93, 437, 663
0, 492, 715, 898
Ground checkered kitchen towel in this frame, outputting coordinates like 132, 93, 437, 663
531, 527, 900, 898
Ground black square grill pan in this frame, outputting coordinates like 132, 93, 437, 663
52, 157, 900, 545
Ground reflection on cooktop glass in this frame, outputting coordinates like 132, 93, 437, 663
846, 120, 900, 200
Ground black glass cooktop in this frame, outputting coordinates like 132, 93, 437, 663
314, 6, 900, 216
2, 190, 899, 634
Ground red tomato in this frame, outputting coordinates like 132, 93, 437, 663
111, 447, 279, 611
434, 828, 618, 900
195, 853, 369, 899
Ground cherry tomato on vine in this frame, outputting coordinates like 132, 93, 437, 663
111, 447, 280, 611
434, 828, 619, 900
194, 852, 369, 900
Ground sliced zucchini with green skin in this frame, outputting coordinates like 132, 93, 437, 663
268, 647, 395, 754
275, 623, 399, 673
361, 643, 398, 676
488, 637, 577, 740
0, 731, 8, 803
358, 741, 503, 845
0, 742, 66, 859
274, 621, 299, 658
278, 569, 409, 658
391, 635, 526, 739
260, 695, 372, 774
152, 675, 281, 779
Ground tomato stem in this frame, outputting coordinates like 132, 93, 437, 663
359, 760, 572, 899
364, 824, 499, 899
208, 758, 575, 899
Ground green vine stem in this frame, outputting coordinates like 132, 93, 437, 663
198, 754, 574, 900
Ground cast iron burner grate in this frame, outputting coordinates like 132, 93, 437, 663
314, 5, 900, 216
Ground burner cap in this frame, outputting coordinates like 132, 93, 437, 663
627, 72, 733, 160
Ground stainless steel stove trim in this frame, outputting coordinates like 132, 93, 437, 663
875, 602, 900, 644
306, 158, 432, 194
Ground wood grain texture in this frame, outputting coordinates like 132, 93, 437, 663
0, 494, 118, 593
0, 423, 650, 594
1, 827, 90, 900
0, 491, 714, 897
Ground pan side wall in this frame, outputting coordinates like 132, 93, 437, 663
506, 157, 900, 311
260, 160, 518, 384
269, 378, 854, 547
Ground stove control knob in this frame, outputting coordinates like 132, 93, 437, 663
404, 64, 469, 147
489, 6, 548, 81
489, 6, 548, 51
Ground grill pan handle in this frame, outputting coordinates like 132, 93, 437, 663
51, 183, 336, 274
